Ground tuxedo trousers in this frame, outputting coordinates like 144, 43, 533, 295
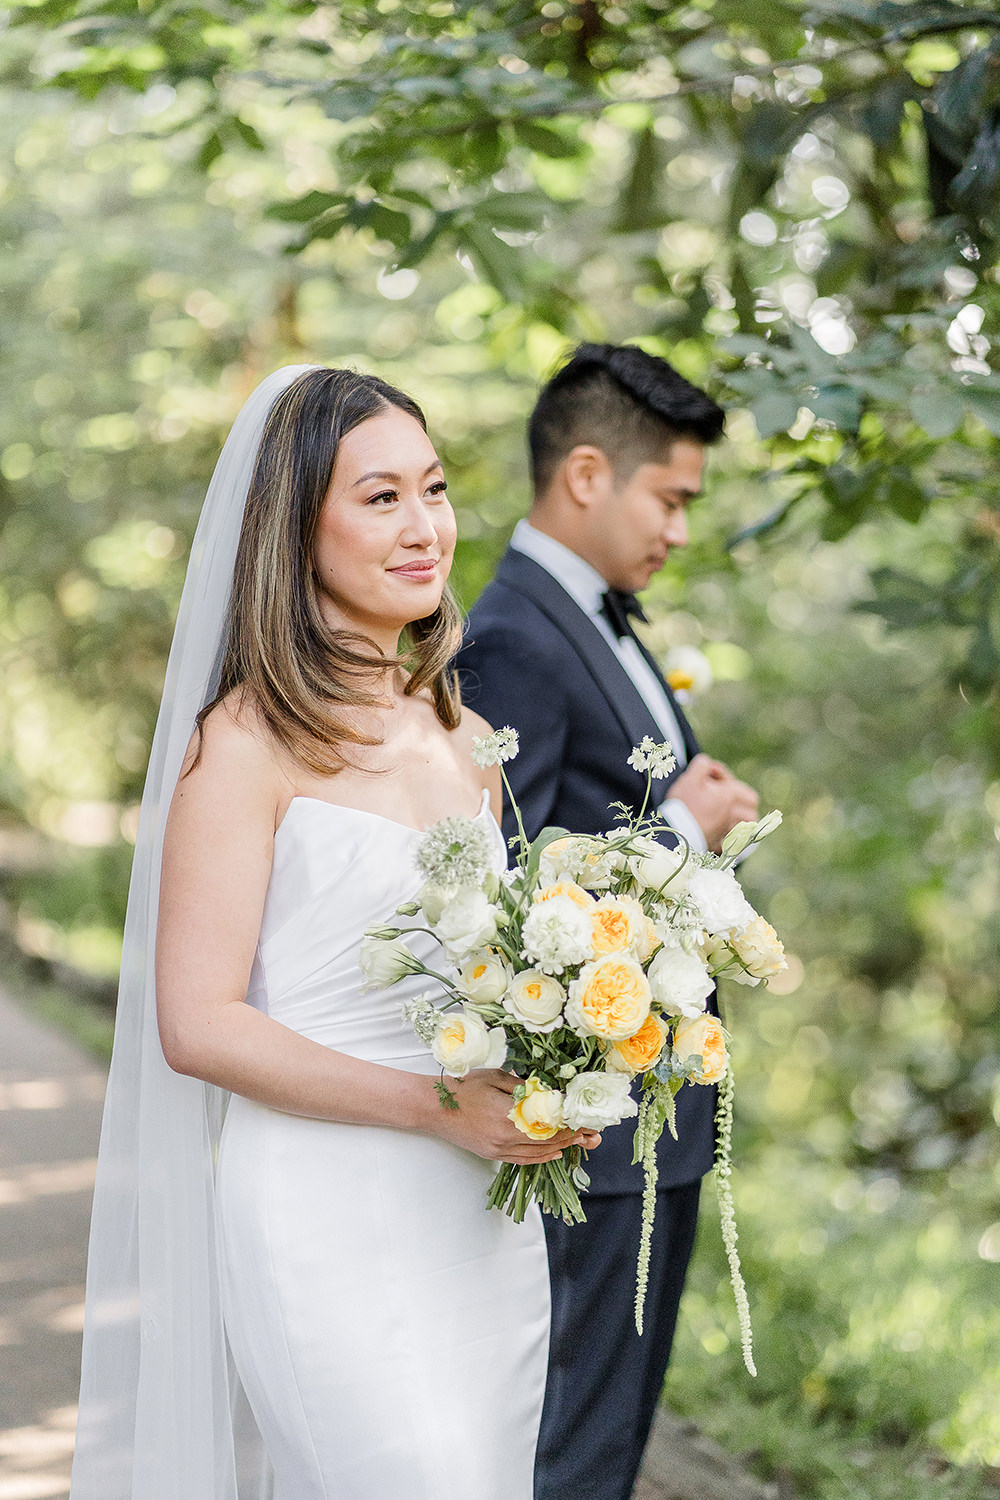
534, 1180, 702, 1500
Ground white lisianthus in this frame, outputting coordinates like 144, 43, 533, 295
504, 969, 565, 1033
721, 810, 783, 862
686, 866, 756, 939
730, 915, 787, 981
563, 1070, 639, 1130
359, 935, 423, 989
418, 879, 454, 925
458, 950, 511, 1003
627, 835, 691, 896
647, 942, 714, 1019
431, 1007, 507, 1077
435, 889, 500, 959
521, 894, 594, 975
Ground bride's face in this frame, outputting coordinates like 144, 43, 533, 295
312, 406, 457, 641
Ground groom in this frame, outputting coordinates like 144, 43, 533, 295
457, 343, 758, 1500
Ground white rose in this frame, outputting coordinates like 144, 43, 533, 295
647, 942, 714, 1019
627, 836, 691, 896
431, 1007, 507, 1078
504, 970, 565, 1033
521, 894, 594, 975
562, 1070, 639, 1131
458, 950, 511, 1003
359, 935, 420, 989
686, 866, 755, 939
435, 889, 500, 958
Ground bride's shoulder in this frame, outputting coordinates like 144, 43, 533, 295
179, 690, 291, 803
452, 705, 495, 750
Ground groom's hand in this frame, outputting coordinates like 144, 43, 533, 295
669, 753, 759, 853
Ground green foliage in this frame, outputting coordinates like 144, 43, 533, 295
1, 7, 999, 1489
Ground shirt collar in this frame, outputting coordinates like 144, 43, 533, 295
510, 519, 607, 619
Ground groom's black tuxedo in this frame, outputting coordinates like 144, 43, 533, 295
458, 546, 716, 1500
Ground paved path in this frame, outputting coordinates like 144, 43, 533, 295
0, 981, 777, 1500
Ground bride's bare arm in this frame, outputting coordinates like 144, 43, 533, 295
156, 708, 595, 1166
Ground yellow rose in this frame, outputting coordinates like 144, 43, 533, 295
731, 916, 787, 981
673, 1014, 727, 1085
508, 1076, 565, 1140
534, 880, 595, 912
566, 956, 652, 1041
606, 1013, 669, 1075
589, 894, 652, 958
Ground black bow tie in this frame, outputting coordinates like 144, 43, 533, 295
600, 588, 648, 640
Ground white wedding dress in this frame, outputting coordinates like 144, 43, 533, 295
213, 789, 550, 1500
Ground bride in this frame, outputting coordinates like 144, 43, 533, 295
69, 365, 598, 1500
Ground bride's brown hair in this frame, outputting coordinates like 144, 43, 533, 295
198, 366, 463, 773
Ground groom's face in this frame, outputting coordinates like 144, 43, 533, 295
593, 438, 704, 593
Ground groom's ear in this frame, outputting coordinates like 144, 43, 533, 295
563, 445, 615, 511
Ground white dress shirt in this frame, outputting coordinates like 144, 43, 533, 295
509, 520, 708, 853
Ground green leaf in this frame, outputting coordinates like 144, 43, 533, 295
750, 391, 800, 439
811, 383, 863, 432
514, 119, 582, 159
909, 386, 964, 438
523, 827, 572, 888
196, 128, 223, 171
884, 468, 928, 524
612, 124, 666, 233
266, 191, 348, 224
964, 385, 1000, 438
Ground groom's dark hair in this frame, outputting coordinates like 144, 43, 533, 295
528, 342, 725, 495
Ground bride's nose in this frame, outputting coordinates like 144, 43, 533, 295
399, 495, 440, 548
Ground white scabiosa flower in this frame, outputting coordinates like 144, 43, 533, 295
415, 817, 494, 888
400, 993, 439, 1045
562, 1070, 639, 1131
686, 866, 756, 939
470, 726, 519, 767
521, 894, 595, 975
627, 736, 677, 779
647, 942, 714, 1019
359, 935, 423, 989
435, 889, 500, 959
504, 969, 566, 1033
458, 950, 511, 1003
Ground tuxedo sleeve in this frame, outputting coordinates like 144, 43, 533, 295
458, 626, 570, 841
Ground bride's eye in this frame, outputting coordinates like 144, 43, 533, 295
366, 489, 398, 506
427, 480, 448, 498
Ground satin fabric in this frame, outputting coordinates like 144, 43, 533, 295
214, 792, 551, 1500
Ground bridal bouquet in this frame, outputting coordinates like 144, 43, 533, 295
361, 729, 785, 1368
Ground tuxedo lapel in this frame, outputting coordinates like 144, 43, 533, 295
492, 550, 663, 753
630, 634, 701, 762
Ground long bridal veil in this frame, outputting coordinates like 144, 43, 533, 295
70, 365, 317, 1500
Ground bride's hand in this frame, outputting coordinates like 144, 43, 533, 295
429, 1069, 602, 1164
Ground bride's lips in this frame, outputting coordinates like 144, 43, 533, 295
387, 558, 439, 581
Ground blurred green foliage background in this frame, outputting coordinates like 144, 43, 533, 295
0, 3, 998, 1495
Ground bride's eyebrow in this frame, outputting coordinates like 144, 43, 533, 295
352, 461, 443, 488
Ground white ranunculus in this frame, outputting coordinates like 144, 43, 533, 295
627, 835, 691, 896
504, 969, 565, 1033
359, 935, 420, 989
434, 889, 500, 959
521, 894, 594, 975
458, 950, 511, 1003
647, 942, 714, 1019
562, 1070, 639, 1131
431, 1007, 507, 1078
686, 866, 755, 939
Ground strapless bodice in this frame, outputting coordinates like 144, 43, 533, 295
247, 790, 503, 1069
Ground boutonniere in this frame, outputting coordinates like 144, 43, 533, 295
664, 645, 714, 705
